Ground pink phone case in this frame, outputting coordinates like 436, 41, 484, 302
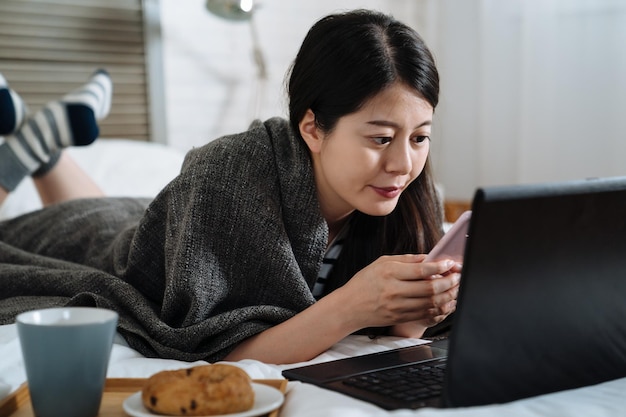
425, 210, 472, 262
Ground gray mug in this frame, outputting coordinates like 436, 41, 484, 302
17, 307, 118, 417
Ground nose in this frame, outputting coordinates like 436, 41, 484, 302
384, 139, 413, 175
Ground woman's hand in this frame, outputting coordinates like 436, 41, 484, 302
389, 257, 462, 338
335, 254, 461, 334
224, 254, 460, 364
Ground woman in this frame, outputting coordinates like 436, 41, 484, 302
0, 9, 460, 364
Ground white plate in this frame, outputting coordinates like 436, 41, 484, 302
123, 383, 284, 417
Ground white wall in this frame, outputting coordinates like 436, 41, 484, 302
426, 0, 626, 200
159, 0, 626, 201
159, 0, 426, 152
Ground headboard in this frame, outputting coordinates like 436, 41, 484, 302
0, 0, 165, 143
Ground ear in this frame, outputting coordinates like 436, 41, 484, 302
298, 109, 323, 154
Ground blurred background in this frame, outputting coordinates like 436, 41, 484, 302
0, 0, 624, 204
161, 0, 626, 202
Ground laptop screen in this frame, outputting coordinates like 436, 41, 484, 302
444, 176, 626, 407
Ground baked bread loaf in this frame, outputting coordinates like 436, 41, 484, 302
141, 364, 254, 416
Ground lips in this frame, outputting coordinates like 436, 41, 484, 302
371, 185, 402, 199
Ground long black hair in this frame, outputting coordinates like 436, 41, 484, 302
287, 9, 444, 295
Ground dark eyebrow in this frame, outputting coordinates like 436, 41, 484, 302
366, 120, 432, 129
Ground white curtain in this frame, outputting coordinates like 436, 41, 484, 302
425, 0, 626, 200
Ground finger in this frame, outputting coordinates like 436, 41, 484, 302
394, 302, 454, 326
387, 286, 458, 320
380, 254, 452, 270
421, 311, 452, 328
398, 272, 461, 298
385, 278, 459, 323
382, 254, 425, 263
423, 290, 458, 316
432, 295, 457, 319
417, 298, 457, 325
389, 259, 456, 282
439, 262, 463, 276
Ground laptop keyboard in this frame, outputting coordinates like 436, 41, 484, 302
342, 358, 447, 403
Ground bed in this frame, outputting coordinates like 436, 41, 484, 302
1, 140, 625, 417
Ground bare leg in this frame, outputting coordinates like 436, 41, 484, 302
34, 151, 104, 206
0, 152, 104, 208
0, 186, 7, 205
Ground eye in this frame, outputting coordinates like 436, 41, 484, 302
372, 137, 392, 145
412, 135, 430, 144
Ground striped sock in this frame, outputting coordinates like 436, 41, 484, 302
62, 68, 112, 120
0, 69, 113, 191
0, 73, 28, 135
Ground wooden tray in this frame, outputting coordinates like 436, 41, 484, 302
0, 378, 287, 417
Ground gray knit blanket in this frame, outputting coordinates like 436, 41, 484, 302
0, 118, 327, 362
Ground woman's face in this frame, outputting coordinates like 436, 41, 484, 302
302, 82, 434, 225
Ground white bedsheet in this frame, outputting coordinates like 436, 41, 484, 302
1, 323, 625, 417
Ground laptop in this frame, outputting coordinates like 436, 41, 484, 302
282, 176, 626, 410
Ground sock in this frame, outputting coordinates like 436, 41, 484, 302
0, 69, 113, 191
62, 68, 113, 120
31, 150, 62, 178
0, 73, 28, 135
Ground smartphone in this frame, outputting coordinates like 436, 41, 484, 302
424, 210, 472, 262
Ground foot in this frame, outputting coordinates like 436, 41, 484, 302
0, 69, 113, 191
0, 73, 28, 135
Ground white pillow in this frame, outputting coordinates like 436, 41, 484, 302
0, 139, 186, 220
